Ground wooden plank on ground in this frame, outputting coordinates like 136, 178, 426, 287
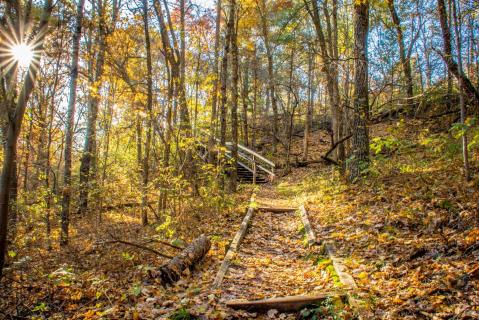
257, 207, 296, 213
299, 205, 316, 246
213, 205, 256, 288
324, 241, 357, 290
324, 240, 366, 319
226, 292, 347, 312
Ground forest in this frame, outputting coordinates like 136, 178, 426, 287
0, 0, 479, 318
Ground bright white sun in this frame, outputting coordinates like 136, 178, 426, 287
10, 43, 34, 68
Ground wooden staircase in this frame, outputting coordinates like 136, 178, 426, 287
198, 137, 275, 184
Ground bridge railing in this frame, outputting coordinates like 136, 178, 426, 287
224, 142, 275, 183
197, 131, 275, 183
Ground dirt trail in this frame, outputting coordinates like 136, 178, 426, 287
220, 186, 333, 301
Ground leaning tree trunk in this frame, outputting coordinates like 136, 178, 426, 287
437, 0, 479, 104
151, 235, 211, 287
348, 0, 370, 182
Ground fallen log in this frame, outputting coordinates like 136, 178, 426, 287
101, 201, 156, 212
226, 292, 347, 312
150, 234, 211, 287
257, 207, 296, 213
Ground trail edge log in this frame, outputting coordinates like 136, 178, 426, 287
213, 200, 256, 288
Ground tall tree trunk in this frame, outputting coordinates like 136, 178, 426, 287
303, 51, 313, 162
452, 0, 470, 180
258, 0, 278, 153
208, 0, 222, 163
348, 0, 370, 182
241, 57, 250, 147
218, 0, 234, 189
141, 0, 154, 226
78, 0, 107, 214
229, 0, 239, 193
0, 0, 53, 277
252, 47, 258, 149
387, 0, 414, 109
61, 0, 85, 245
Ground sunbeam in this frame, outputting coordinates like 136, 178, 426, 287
10, 43, 33, 68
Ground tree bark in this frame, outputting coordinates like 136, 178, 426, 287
257, 0, 278, 153
208, 0, 222, 163
61, 0, 85, 246
348, 0, 370, 181
151, 235, 211, 287
229, 0, 239, 193
78, 0, 107, 214
0, 0, 53, 277
241, 57, 250, 147
387, 0, 414, 109
452, 0, 470, 180
141, 0, 154, 226
437, 0, 479, 105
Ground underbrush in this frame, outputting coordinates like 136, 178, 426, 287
296, 120, 479, 319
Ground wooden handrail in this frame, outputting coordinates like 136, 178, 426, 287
197, 131, 275, 178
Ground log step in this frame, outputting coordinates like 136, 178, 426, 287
226, 292, 347, 312
257, 207, 296, 213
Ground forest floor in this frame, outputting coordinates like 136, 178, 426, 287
1, 117, 479, 319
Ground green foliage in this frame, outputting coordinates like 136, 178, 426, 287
370, 136, 400, 155
48, 266, 75, 286
420, 131, 462, 160
299, 297, 346, 320
32, 302, 49, 313
130, 283, 142, 297
170, 308, 197, 320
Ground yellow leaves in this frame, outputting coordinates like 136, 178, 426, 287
354, 0, 368, 5
465, 228, 479, 246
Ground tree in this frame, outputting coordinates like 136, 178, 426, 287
229, 0, 239, 193
437, 0, 479, 105
387, 0, 414, 110
256, 0, 279, 154
348, 0, 370, 181
61, 0, 86, 246
78, 0, 108, 214
141, 0, 154, 225
0, 0, 54, 277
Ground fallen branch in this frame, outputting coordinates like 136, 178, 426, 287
291, 135, 352, 168
103, 238, 174, 259
101, 201, 155, 212
144, 238, 183, 251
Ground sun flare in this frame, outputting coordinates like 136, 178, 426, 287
10, 43, 34, 68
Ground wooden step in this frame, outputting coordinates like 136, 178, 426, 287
226, 291, 347, 312
257, 207, 296, 213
